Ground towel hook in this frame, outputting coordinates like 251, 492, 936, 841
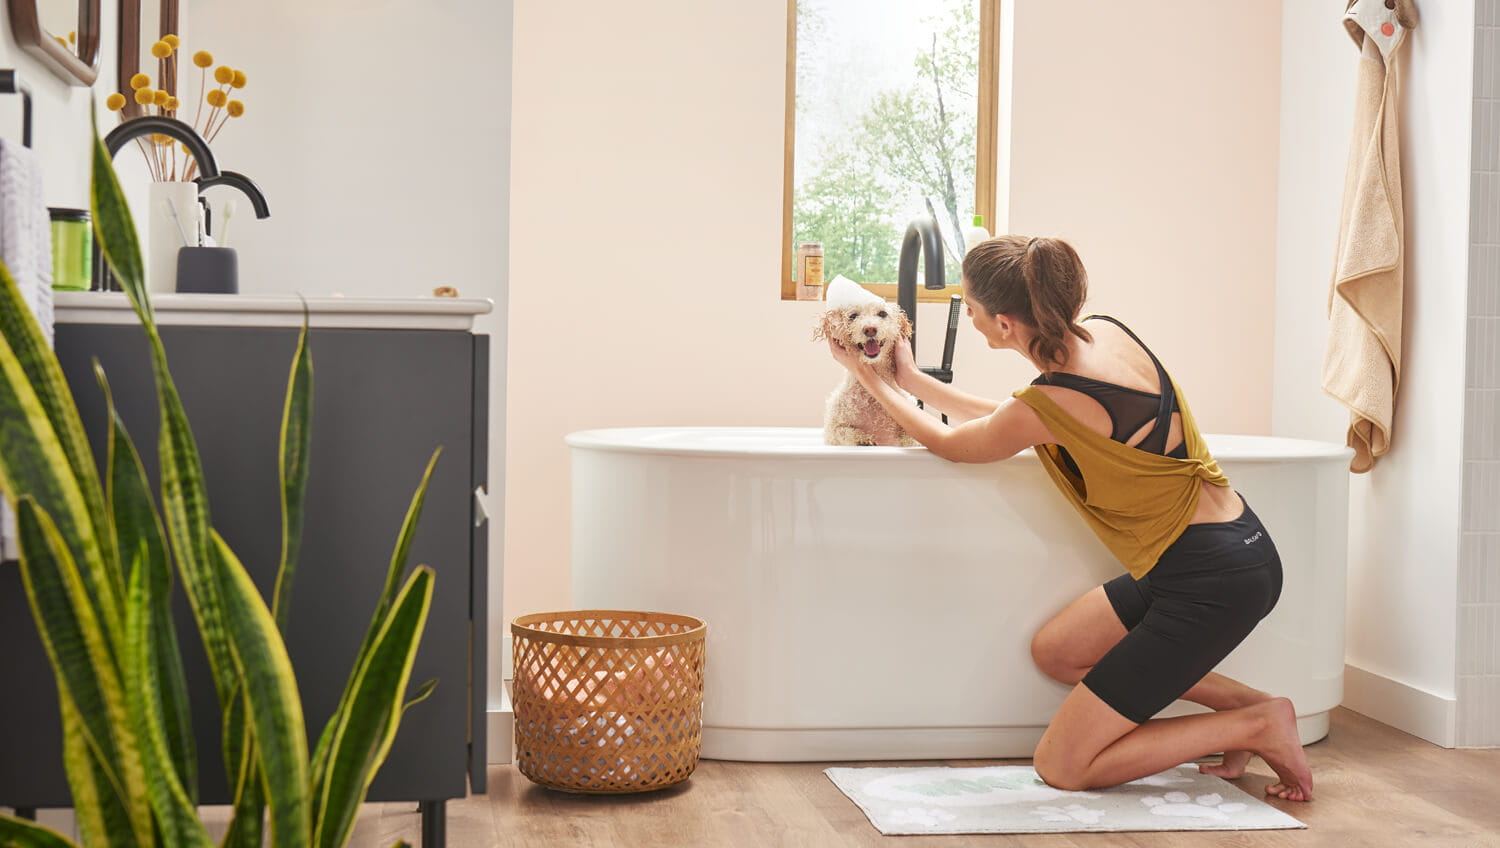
0, 70, 33, 148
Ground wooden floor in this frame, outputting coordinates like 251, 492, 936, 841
350, 707, 1500, 847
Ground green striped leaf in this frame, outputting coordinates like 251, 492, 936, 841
0, 814, 81, 847
124, 548, 214, 848
0, 267, 122, 657
0, 246, 119, 618
89, 112, 147, 322
210, 531, 311, 848
15, 499, 153, 846
271, 314, 313, 633
311, 566, 434, 848
96, 364, 197, 801
312, 451, 440, 781
402, 678, 438, 715
57, 696, 131, 848
219, 681, 264, 848
91, 132, 239, 729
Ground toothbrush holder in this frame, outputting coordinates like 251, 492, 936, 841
175, 246, 238, 294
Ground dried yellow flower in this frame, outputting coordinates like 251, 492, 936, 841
231, 69, 247, 89
68, 30, 76, 44
150, 40, 172, 59
130, 72, 151, 90
153, 89, 169, 106
227, 100, 245, 118
214, 66, 233, 85
163, 33, 180, 48
133, 87, 155, 106
193, 50, 213, 68
152, 134, 172, 145
206, 89, 227, 108
53, 35, 66, 48
105, 92, 126, 111
166, 96, 180, 111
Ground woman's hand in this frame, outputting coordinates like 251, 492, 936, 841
892, 337, 919, 391
826, 337, 869, 378
828, 338, 902, 394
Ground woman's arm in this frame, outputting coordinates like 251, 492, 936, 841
830, 340, 1050, 462
889, 340, 1003, 424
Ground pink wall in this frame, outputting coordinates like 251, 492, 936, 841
1004, 2, 1281, 432
506, 0, 1283, 623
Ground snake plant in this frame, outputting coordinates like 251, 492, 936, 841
0, 116, 436, 848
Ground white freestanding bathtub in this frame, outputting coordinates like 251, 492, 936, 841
567, 427, 1352, 762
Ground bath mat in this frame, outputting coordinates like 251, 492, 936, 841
824, 763, 1305, 835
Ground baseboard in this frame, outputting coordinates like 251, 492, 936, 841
1342, 663, 1457, 747
486, 685, 513, 765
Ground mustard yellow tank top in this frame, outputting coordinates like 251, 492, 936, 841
1012, 374, 1229, 580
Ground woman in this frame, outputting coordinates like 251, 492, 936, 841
826, 235, 1313, 801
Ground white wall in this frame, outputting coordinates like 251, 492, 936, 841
186, 0, 512, 713
1274, 0, 1474, 743
0, 2, 119, 207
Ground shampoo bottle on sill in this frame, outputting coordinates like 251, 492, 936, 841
963, 215, 990, 254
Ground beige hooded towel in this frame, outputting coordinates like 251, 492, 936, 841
1322, 0, 1418, 473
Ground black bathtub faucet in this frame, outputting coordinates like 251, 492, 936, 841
897, 216, 962, 386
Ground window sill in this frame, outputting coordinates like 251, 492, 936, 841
783, 282, 962, 304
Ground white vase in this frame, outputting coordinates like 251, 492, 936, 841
147, 181, 202, 294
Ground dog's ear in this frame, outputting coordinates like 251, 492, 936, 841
812, 309, 841, 343
897, 309, 913, 342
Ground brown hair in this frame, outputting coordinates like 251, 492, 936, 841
961, 235, 1091, 370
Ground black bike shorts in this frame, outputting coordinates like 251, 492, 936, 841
1080, 496, 1283, 724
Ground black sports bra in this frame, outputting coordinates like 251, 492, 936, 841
1030, 315, 1188, 460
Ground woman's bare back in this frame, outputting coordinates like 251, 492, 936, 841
1032, 319, 1242, 524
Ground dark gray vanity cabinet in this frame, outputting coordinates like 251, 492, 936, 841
0, 319, 488, 845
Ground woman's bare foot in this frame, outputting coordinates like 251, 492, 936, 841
1252, 698, 1313, 801
1198, 749, 1253, 779
1198, 689, 1275, 779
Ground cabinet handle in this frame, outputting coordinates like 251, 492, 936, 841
473, 486, 490, 528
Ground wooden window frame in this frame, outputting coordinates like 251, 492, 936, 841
781, 0, 1002, 302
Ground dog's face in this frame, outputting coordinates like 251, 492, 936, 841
815, 301, 912, 366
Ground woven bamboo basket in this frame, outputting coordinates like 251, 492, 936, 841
511, 610, 707, 794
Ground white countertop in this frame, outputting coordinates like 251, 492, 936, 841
54, 292, 494, 331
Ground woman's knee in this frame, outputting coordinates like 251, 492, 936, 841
1030, 625, 1080, 682
1032, 746, 1090, 792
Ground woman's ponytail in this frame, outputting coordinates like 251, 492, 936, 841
963, 235, 1091, 371
1019, 238, 1090, 370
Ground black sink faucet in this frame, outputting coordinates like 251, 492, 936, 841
94, 116, 270, 290
93, 116, 220, 291
103, 115, 220, 177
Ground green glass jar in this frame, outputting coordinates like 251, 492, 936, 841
48, 207, 92, 291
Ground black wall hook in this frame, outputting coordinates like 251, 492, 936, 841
0, 70, 34, 148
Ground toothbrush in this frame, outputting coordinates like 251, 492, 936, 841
219, 199, 237, 249
163, 197, 192, 247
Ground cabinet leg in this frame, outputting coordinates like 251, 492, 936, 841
419, 799, 445, 848
13, 807, 36, 820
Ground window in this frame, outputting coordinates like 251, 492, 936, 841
783, 0, 1000, 301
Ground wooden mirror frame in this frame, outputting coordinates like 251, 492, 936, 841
116, 0, 176, 118
7, 0, 102, 85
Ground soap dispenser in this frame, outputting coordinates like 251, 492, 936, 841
963, 214, 990, 255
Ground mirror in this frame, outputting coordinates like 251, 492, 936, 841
115, 0, 176, 118
6, 0, 101, 85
